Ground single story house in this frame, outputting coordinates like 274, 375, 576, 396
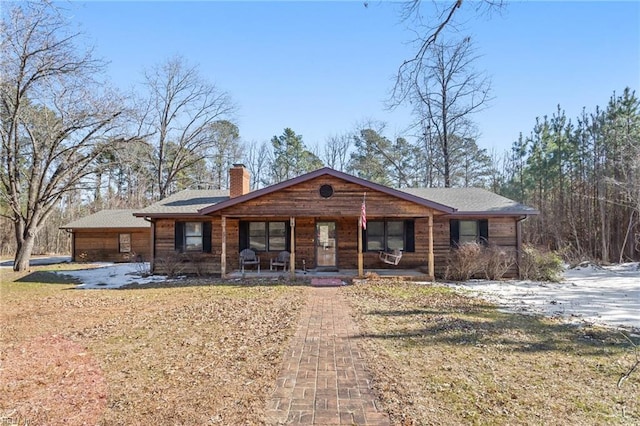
60, 209, 151, 262
133, 165, 538, 278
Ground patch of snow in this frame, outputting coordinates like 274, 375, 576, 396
439, 262, 640, 334
56, 263, 168, 289
0, 256, 71, 267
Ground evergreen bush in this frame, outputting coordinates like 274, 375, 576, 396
519, 244, 564, 282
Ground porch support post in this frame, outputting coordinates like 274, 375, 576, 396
358, 216, 364, 276
221, 216, 226, 278
149, 220, 155, 273
428, 213, 435, 280
516, 217, 523, 279
290, 217, 296, 278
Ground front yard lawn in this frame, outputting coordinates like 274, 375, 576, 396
3, 266, 638, 425
343, 281, 639, 425
1, 267, 307, 425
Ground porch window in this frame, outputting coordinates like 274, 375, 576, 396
242, 221, 290, 252
450, 219, 489, 247
185, 222, 203, 252
119, 233, 131, 253
268, 222, 286, 251
366, 222, 385, 251
365, 220, 415, 252
249, 222, 267, 251
175, 221, 212, 253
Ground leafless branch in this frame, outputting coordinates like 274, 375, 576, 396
391, 0, 504, 106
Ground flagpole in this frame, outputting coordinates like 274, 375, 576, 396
358, 192, 366, 277
358, 216, 363, 277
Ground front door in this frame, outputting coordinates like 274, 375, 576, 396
315, 221, 337, 270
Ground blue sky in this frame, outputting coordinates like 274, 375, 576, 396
66, 1, 639, 154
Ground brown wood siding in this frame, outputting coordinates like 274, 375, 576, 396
218, 218, 238, 272
219, 216, 316, 273
433, 216, 520, 278
489, 217, 519, 278
152, 215, 521, 277
213, 217, 433, 271
153, 218, 219, 275
335, 217, 429, 270
293, 217, 316, 271
432, 219, 452, 277
218, 175, 441, 218
71, 228, 150, 263
149, 183, 521, 278
154, 219, 176, 259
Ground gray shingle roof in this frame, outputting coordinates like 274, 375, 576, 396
132, 174, 536, 219
400, 187, 539, 215
134, 189, 230, 217
60, 209, 150, 229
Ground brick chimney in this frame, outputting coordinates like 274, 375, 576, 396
229, 164, 250, 198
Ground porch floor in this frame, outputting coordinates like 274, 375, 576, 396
226, 268, 431, 281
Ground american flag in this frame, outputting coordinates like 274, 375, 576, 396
361, 194, 367, 230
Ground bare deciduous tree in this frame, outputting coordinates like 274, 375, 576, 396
138, 56, 236, 199
0, 1, 128, 271
393, 0, 504, 103
243, 140, 271, 189
323, 133, 352, 172
410, 38, 491, 187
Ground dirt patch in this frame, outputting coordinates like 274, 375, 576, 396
1, 334, 107, 424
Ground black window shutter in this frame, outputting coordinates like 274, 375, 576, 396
203, 221, 212, 253
285, 221, 291, 252
449, 219, 460, 247
405, 220, 415, 252
479, 219, 489, 245
175, 222, 185, 253
239, 221, 249, 251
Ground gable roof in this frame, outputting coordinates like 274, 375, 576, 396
401, 187, 539, 216
198, 167, 457, 215
60, 209, 150, 229
130, 170, 537, 220
134, 189, 229, 218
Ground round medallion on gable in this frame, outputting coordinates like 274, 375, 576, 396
319, 184, 334, 198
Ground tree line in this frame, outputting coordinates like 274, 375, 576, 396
500, 88, 640, 263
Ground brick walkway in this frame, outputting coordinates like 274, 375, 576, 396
265, 287, 390, 425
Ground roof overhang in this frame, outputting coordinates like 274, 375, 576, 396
58, 226, 150, 230
132, 213, 208, 219
448, 209, 540, 217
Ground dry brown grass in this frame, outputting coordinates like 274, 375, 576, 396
1, 266, 307, 425
342, 280, 640, 425
3, 265, 639, 425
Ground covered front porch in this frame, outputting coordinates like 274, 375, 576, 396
216, 213, 436, 280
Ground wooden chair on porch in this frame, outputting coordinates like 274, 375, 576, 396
239, 248, 260, 273
270, 250, 290, 271
379, 249, 403, 266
